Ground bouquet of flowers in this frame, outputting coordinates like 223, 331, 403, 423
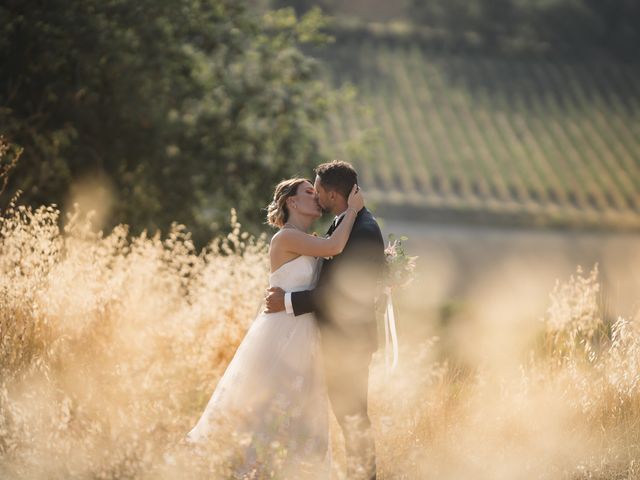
380, 234, 418, 374
384, 234, 418, 290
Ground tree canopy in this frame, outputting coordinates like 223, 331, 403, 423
0, 0, 332, 244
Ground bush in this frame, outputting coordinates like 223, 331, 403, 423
0, 1, 333, 245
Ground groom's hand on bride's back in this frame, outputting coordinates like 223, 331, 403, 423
264, 287, 285, 313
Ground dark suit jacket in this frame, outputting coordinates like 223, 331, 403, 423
291, 208, 385, 354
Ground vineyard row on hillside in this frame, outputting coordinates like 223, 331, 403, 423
318, 39, 640, 229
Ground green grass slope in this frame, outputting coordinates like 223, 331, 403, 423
317, 35, 640, 229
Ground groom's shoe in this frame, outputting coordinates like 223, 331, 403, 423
364, 462, 376, 480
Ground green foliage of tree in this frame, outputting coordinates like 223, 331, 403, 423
0, 137, 21, 197
0, 0, 333, 244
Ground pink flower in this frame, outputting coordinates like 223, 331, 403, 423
384, 234, 418, 290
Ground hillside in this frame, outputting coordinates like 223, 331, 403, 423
316, 34, 640, 229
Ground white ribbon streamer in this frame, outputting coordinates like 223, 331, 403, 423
384, 287, 399, 374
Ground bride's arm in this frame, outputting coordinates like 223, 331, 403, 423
274, 185, 364, 258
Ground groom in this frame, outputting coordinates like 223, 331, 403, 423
265, 160, 385, 480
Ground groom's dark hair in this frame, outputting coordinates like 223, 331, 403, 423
314, 160, 358, 200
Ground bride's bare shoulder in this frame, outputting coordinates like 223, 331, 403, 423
271, 228, 303, 244
270, 228, 287, 246
270, 228, 291, 251
270, 229, 308, 257
269, 230, 303, 271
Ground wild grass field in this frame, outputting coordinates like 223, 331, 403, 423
1, 201, 639, 479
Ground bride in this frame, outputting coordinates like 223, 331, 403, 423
186, 177, 364, 478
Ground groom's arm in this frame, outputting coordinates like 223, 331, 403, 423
287, 224, 384, 317
264, 287, 315, 315
284, 221, 384, 317
287, 289, 315, 316
336, 221, 386, 309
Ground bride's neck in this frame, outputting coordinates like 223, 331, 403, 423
285, 212, 313, 232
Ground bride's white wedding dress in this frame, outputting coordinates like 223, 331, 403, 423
187, 255, 331, 478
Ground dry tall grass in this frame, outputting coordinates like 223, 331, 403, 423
1, 202, 639, 479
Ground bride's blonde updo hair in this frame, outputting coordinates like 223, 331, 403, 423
266, 177, 309, 228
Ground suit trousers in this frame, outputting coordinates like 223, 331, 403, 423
323, 337, 376, 479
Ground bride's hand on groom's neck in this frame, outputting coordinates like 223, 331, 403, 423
347, 184, 364, 212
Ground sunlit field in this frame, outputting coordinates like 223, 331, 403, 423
1, 203, 639, 479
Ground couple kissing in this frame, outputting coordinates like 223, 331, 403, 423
188, 160, 384, 480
